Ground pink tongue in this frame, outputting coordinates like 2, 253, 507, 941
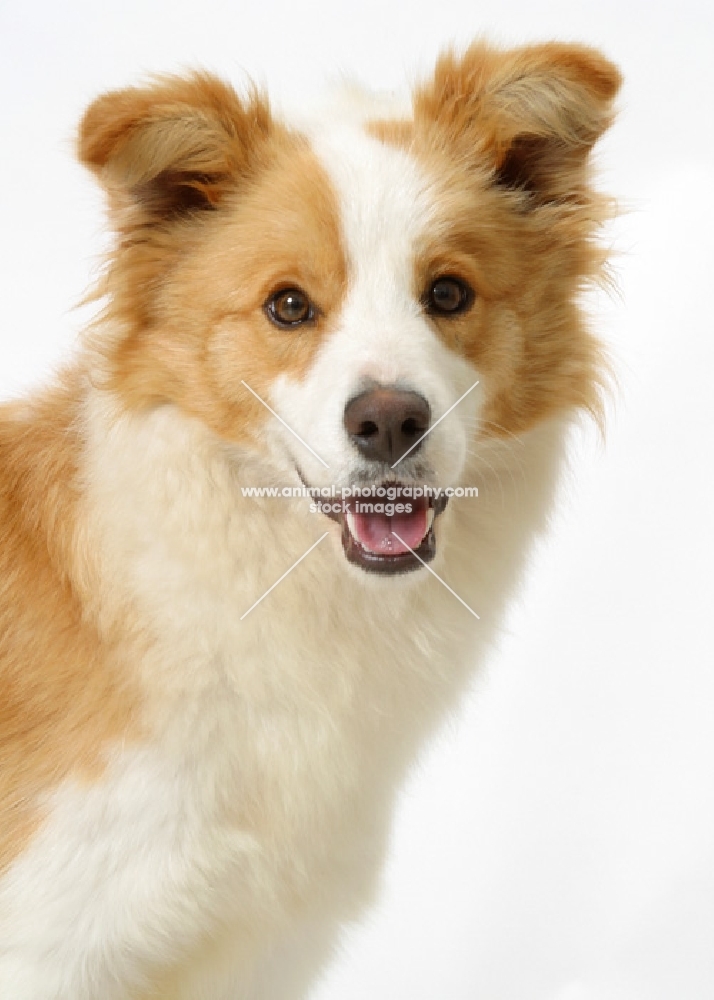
351, 508, 429, 555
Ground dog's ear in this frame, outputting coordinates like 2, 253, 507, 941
78, 72, 272, 220
416, 42, 621, 204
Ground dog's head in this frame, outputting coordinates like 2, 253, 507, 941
79, 43, 620, 575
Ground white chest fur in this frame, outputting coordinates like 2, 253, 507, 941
0, 395, 566, 999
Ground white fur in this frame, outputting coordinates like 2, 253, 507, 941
273, 124, 483, 493
0, 116, 572, 1000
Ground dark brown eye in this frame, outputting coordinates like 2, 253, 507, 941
426, 277, 474, 316
265, 288, 314, 329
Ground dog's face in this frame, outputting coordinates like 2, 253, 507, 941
79, 44, 620, 575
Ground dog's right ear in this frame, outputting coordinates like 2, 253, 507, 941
78, 73, 272, 221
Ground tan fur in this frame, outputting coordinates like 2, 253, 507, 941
80, 75, 348, 446
0, 374, 141, 873
371, 41, 621, 434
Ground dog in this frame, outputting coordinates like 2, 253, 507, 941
0, 41, 620, 1000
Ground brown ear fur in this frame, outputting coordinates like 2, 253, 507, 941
78, 72, 273, 216
78, 74, 277, 334
415, 42, 622, 203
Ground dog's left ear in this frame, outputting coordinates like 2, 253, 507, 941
416, 42, 622, 203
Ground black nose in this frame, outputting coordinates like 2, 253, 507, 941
344, 387, 431, 465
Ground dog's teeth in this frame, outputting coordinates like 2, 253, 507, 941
345, 510, 358, 538
426, 508, 435, 532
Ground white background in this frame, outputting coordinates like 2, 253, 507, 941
1, 2, 713, 998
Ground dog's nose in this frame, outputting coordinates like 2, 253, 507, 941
344, 387, 431, 465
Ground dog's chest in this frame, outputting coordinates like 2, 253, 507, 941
0, 616, 424, 995
57, 401, 477, 951
107, 560, 453, 932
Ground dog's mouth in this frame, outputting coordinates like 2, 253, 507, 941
299, 472, 448, 575
340, 489, 447, 574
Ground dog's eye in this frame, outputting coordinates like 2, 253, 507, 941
426, 277, 474, 317
265, 288, 314, 329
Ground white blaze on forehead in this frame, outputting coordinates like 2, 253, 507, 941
271, 119, 482, 485
309, 123, 436, 344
